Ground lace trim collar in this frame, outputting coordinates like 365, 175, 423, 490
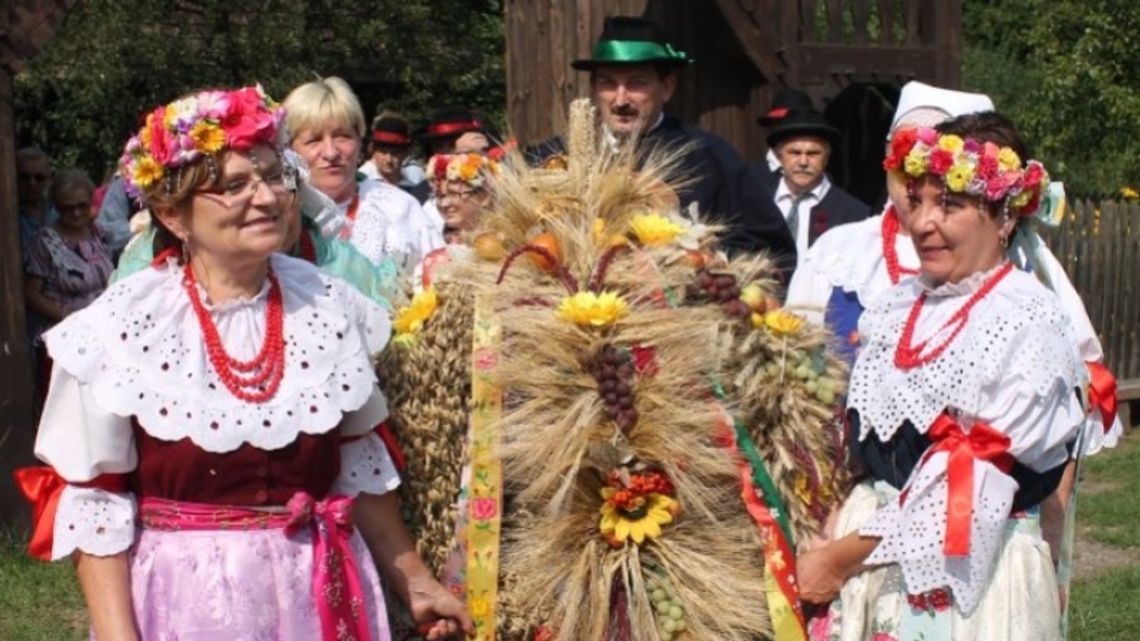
847, 268, 1083, 442
916, 260, 1012, 299
44, 254, 391, 452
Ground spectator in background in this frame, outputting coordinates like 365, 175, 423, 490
414, 107, 500, 242
755, 87, 815, 178
761, 106, 871, 270
361, 112, 431, 203
95, 175, 135, 259
23, 168, 113, 346
284, 77, 442, 268
17, 147, 58, 256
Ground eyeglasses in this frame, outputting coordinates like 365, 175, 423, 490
195, 167, 294, 208
437, 188, 485, 204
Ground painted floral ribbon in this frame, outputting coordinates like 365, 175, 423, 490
466, 294, 504, 640
140, 493, 371, 641
13, 466, 128, 561
920, 415, 1014, 556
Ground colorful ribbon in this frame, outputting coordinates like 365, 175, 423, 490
13, 466, 127, 561
1086, 361, 1119, 432
923, 415, 1014, 557
140, 493, 371, 641
371, 130, 412, 145
466, 295, 504, 640
426, 120, 485, 136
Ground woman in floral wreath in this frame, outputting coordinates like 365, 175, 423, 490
796, 112, 1084, 641
20, 86, 471, 640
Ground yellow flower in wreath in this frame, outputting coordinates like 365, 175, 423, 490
629, 213, 685, 246
599, 487, 679, 546
393, 288, 438, 336
557, 291, 629, 328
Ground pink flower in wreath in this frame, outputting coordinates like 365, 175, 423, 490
471, 497, 498, 521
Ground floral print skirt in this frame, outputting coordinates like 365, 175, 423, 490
810, 481, 1060, 641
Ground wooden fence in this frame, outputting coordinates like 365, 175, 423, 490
1043, 200, 1140, 420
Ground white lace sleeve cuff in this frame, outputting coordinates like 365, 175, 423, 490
331, 431, 401, 497
859, 452, 1018, 614
52, 485, 137, 560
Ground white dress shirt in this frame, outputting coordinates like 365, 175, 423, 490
775, 175, 831, 267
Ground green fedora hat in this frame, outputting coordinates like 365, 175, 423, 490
572, 16, 692, 71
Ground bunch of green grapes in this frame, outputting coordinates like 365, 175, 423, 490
645, 574, 687, 640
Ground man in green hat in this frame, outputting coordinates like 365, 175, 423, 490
531, 16, 796, 277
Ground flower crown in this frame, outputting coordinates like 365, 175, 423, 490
119, 85, 286, 200
883, 126, 1049, 217
427, 153, 500, 190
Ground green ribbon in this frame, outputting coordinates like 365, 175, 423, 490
710, 383, 796, 549
591, 40, 690, 64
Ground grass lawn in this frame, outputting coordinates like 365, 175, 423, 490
1, 431, 1138, 639
1070, 429, 1140, 640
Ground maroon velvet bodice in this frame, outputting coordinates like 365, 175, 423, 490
130, 420, 342, 506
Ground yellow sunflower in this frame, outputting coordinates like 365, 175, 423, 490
599, 488, 679, 545
763, 309, 804, 336
189, 121, 226, 153
629, 213, 685, 247
393, 288, 438, 336
557, 291, 629, 328
131, 157, 164, 188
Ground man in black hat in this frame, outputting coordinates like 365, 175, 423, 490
415, 107, 498, 156
363, 112, 432, 203
761, 106, 870, 270
756, 87, 815, 178
530, 16, 796, 278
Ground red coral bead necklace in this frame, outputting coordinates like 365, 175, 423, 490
893, 261, 1014, 370
882, 205, 919, 285
337, 192, 361, 240
183, 262, 286, 403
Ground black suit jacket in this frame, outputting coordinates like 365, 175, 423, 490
529, 116, 797, 280
761, 170, 872, 246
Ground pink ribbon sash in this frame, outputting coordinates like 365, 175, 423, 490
140, 493, 372, 641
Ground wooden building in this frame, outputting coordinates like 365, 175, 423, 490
504, 0, 962, 206
0, 0, 76, 525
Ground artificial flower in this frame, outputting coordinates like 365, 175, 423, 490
903, 151, 927, 177
937, 134, 964, 153
928, 148, 954, 174
997, 146, 1021, 172
945, 163, 972, 193
393, 288, 438, 336
763, 309, 805, 336
557, 291, 629, 328
131, 156, 164, 188
629, 212, 685, 246
189, 122, 226, 153
599, 487, 679, 545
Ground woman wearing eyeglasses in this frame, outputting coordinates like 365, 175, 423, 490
21, 87, 471, 641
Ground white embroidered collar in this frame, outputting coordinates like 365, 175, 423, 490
847, 267, 1083, 443
811, 208, 919, 307
44, 254, 391, 453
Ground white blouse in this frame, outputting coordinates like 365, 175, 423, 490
848, 265, 1085, 612
34, 254, 399, 559
344, 177, 442, 269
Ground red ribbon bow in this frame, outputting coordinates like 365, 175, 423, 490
12, 466, 127, 561
924, 416, 1014, 557
1086, 361, 1119, 432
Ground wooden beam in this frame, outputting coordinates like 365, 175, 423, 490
713, 0, 786, 81
795, 43, 938, 85
0, 67, 36, 527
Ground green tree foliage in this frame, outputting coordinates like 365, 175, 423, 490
964, 0, 1140, 195
15, 0, 505, 179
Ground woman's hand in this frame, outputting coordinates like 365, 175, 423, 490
796, 546, 847, 604
408, 577, 475, 639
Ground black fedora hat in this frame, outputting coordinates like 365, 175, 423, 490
757, 88, 815, 126
371, 116, 413, 147
766, 107, 841, 148
571, 16, 692, 71
413, 107, 492, 142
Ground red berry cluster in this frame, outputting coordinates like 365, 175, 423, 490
684, 269, 750, 319
606, 469, 676, 512
591, 344, 639, 433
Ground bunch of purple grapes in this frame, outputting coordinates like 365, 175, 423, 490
591, 344, 639, 433
684, 269, 750, 319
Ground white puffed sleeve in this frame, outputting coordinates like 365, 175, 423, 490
860, 314, 1084, 613
331, 384, 400, 496
34, 365, 137, 560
